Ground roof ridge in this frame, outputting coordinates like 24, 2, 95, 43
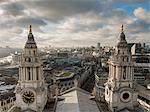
60, 87, 92, 95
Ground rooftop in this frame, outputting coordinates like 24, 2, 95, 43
0, 92, 15, 101
56, 87, 100, 112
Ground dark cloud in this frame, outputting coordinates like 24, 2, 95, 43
1, 2, 25, 17
16, 17, 47, 27
128, 20, 150, 34
0, 16, 47, 33
19, 0, 102, 22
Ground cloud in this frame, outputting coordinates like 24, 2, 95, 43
0, 27, 23, 47
56, 9, 129, 34
51, 7, 150, 47
16, 17, 47, 27
134, 7, 150, 24
1, 2, 25, 17
17, 0, 102, 22
0, 0, 149, 47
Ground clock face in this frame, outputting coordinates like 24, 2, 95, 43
120, 91, 131, 103
22, 90, 35, 104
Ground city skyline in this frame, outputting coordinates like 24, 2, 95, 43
0, 0, 149, 48
0, 20, 149, 112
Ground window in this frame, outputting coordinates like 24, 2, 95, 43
122, 93, 129, 100
36, 67, 39, 80
28, 67, 31, 80
123, 66, 126, 79
114, 66, 116, 76
33, 50, 36, 55
1, 102, 4, 106
107, 88, 109, 95
123, 57, 124, 61
28, 58, 31, 62
126, 57, 128, 62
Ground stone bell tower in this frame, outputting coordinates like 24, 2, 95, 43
15, 25, 47, 112
105, 25, 138, 112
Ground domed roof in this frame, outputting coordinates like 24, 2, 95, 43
117, 25, 128, 47
120, 32, 126, 41
25, 25, 37, 49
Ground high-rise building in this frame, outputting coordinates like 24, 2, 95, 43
97, 42, 100, 49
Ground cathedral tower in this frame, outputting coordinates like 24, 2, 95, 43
15, 25, 47, 112
105, 25, 138, 112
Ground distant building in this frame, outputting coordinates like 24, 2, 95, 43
56, 51, 70, 58
131, 43, 150, 55
0, 93, 15, 112
128, 43, 150, 85
94, 68, 108, 102
97, 42, 101, 49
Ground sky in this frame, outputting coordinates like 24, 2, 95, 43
0, 0, 149, 48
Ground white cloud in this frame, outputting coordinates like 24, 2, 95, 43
134, 7, 150, 23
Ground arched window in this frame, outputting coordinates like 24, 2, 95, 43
1, 101, 4, 106
33, 50, 36, 55
28, 58, 31, 62
123, 57, 125, 62
126, 57, 128, 62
